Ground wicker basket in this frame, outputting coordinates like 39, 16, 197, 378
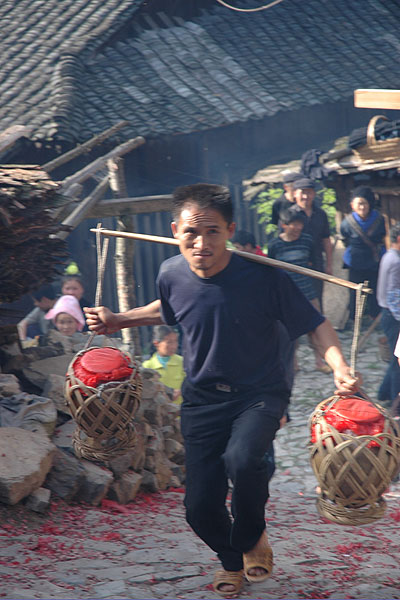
65, 346, 142, 441
72, 423, 137, 462
353, 115, 400, 164
309, 395, 400, 525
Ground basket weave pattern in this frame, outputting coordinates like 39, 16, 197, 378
309, 395, 400, 525
64, 347, 142, 461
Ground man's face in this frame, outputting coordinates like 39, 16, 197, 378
283, 183, 295, 202
294, 188, 315, 211
33, 296, 53, 311
171, 203, 235, 278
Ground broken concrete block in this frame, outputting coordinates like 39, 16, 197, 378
44, 448, 85, 503
26, 487, 51, 513
0, 373, 21, 398
42, 373, 70, 415
107, 471, 143, 504
76, 461, 114, 506
0, 427, 55, 505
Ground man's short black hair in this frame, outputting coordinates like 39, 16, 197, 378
279, 208, 305, 226
232, 230, 256, 248
172, 183, 233, 225
390, 223, 400, 243
32, 283, 56, 301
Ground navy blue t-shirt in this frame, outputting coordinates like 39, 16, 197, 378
157, 253, 324, 390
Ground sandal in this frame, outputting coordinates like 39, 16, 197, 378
213, 569, 244, 598
243, 533, 273, 583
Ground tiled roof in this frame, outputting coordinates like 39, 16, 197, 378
1, 0, 399, 144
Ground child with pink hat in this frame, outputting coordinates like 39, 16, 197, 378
45, 295, 86, 336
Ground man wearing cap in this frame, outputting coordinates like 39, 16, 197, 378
292, 177, 333, 311
270, 171, 301, 226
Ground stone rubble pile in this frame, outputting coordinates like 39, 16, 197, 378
0, 326, 185, 512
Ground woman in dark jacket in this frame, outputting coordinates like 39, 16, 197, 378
340, 186, 386, 322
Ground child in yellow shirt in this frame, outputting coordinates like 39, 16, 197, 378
142, 325, 185, 405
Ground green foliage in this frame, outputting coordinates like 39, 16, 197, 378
252, 186, 282, 238
320, 187, 337, 233
252, 184, 337, 244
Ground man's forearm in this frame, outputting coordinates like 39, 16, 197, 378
115, 299, 164, 328
310, 319, 348, 370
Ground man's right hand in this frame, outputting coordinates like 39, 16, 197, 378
83, 306, 121, 335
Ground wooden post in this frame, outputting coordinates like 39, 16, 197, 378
108, 158, 142, 357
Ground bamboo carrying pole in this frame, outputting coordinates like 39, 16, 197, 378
90, 227, 372, 295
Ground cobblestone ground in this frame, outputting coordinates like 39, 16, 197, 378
1, 329, 400, 600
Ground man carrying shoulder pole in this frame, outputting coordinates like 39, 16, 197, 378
85, 183, 360, 598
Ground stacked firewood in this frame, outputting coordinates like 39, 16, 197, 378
0, 165, 69, 302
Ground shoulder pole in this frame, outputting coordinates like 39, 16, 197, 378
89, 227, 372, 295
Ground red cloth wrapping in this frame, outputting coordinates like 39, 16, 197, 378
73, 347, 133, 388
311, 397, 384, 447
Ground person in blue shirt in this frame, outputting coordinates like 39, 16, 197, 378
340, 186, 386, 324
84, 183, 360, 599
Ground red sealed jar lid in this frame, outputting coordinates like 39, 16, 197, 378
73, 347, 133, 388
311, 397, 385, 446
329, 397, 382, 424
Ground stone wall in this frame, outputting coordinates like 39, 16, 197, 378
0, 326, 185, 511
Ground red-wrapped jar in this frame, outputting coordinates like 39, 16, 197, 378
72, 347, 133, 388
310, 396, 384, 448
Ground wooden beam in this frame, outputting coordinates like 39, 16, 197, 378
60, 136, 145, 193
87, 195, 173, 218
354, 89, 400, 110
57, 176, 110, 239
42, 121, 130, 173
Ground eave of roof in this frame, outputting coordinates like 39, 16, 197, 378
1, 0, 400, 144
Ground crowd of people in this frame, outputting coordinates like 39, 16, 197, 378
15, 179, 400, 598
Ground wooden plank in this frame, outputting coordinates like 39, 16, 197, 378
354, 89, 400, 110
87, 195, 173, 217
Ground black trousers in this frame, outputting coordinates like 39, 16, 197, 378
181, 381, 286, 571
